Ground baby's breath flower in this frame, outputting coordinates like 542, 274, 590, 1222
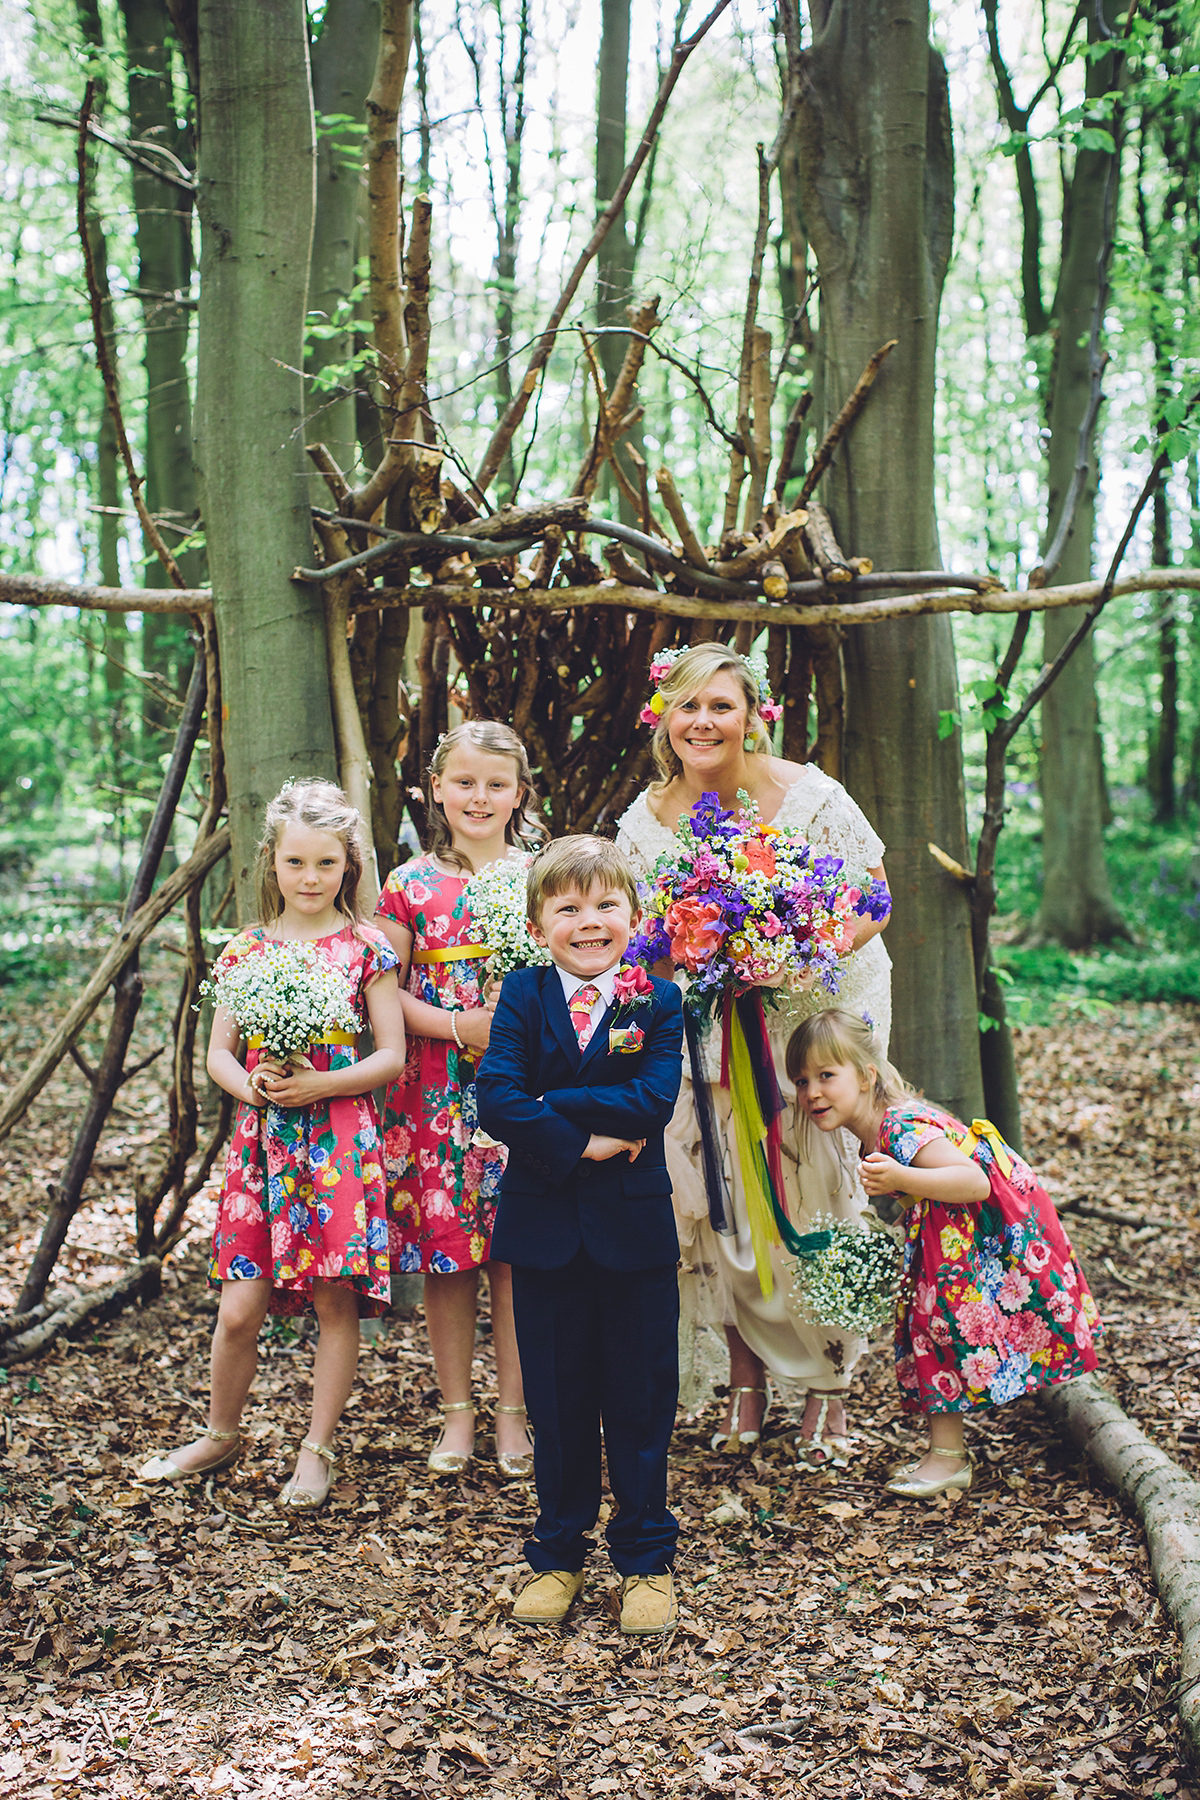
788, 1211, 902, 1338
200, 940, 359, 1061
464, 861, 552, 979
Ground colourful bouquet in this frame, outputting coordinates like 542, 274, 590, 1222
627, 790, 891, 1021
625, 791, 891, 1299
788, 1212, 902, 1339
200, 938, 359, 1061
462, 860, 552, 978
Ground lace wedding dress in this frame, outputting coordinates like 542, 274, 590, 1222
616, 766, 894, 1412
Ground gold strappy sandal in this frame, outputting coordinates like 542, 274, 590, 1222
494, 1403, 534, 1479
137, 1427, 241, 1485
427, 1401, 475, 1476
278, 1439, 336, 1511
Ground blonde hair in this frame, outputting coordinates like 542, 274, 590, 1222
784, 1008, 913, 1111
425, 721, 548, 873
526, 835, 640, 925
650, 642, 772, 790
253, 779, 369, 925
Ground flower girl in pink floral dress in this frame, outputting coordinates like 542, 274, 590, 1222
787, 1009, 1101, 1499
376, 722, 548, 1478
138, 781, 405, 1511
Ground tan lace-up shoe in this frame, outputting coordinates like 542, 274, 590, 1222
511, 1569, 584, 1625
619, 1572, 677, 1635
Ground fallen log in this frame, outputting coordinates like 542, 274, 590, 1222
1042, 1373, 1200, 1757
2, 1258, 163, 1364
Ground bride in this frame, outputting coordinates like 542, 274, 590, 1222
616, 642, 893, 1461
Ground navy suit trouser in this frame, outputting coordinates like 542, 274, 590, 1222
510, 1251, 679, 1577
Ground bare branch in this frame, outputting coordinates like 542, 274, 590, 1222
797, 340, 898, 507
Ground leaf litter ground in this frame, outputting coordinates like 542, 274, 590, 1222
1, 985, 1199, 1798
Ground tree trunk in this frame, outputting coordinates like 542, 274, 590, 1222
309, 0, 381, 491
594, 0, 643, 523
194, 0, 338, 912
120, 0, 202, 762
797, 0, 983, 1119
1035, 1, 1128, 947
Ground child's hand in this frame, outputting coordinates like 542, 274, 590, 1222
859, 1151, 909, 1198
582, 1134, 645, 1162
456, 1007, 494, 1053
253, 1055, 328, 1109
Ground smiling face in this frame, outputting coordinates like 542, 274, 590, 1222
665, 669, 752, 779
431, 743, 524, 850
530, 880, 637, 980
274, 822, 348, 925
794, 1055, 875, 1136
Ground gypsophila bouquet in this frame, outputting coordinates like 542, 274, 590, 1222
199, 939, 359, 1061
788, 1212, 902, 1338
463, 860, 552, 978
627, 790, 892, 1021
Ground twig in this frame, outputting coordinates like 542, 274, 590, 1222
76, 82, 186, 593
472, 0, 733, 496
796, 340, 898, 507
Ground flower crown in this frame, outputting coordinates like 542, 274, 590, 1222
639, 646, 783, 727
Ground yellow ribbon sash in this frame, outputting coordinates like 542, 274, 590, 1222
957, 1117, 1014, 1180
410, 944, 491, 964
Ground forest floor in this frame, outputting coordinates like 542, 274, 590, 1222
0, 981, 1199, 1799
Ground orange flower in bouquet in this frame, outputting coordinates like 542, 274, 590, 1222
665, 896, 726, 972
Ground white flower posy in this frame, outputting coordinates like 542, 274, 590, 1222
463, 861, 552, 979
200, 939, 359, 1062
788, 1210, 902, 1339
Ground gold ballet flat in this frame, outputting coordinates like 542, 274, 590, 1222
278, 1438, 336, 1511
428, 1401, 475, 1476
137, 1427, 241, 1485
494, 1404, 534, 1479
884, 1447, 973, 1499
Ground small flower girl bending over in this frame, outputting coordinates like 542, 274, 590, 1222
376, 722, 548, 1478
786, 1009, 1102, 1499
138, 780, 405, 1510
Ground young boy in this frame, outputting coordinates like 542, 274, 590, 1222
476, 836, 684, 1634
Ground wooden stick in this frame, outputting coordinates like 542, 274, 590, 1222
654, 467, 709, 569
0, 573, 211, 612
0, 823, 230, 1149
796, 339, 898, 506
774, 389, 813, 501
803, 501, 854, 582
2, 1258, 164, 1364
364, 568, 1200, 626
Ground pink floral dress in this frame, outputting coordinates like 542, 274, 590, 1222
208, 924, 398, 1317
376, 857, 514, 1274
878, 1101, 1102, 1414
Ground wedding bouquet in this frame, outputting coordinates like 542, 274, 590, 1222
463, 860, 552, 978
627, 791, 891, 1020
200, 938, 359, 1061
788, 1211, 902, 1338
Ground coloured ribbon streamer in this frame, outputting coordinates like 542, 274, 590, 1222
684, 1011, 733, 1235
718, 991, 797, 1296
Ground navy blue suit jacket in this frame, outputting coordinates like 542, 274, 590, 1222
476, 964, 684, 1271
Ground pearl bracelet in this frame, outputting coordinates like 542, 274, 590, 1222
450, 1013, 464, 1051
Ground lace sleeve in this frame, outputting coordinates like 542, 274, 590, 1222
615, 794, 669, 881
800, 777, 886, 869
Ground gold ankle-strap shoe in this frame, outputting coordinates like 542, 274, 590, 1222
278, 1439, 336, 1512
511, 1569, 584, 1625
619, 1572, 677, 1636
137, 1427, 241, 1486
428, 1401, 475, 1476
884, 1447, 973, 1499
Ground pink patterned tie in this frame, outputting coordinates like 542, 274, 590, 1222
568, 983, 600, 1050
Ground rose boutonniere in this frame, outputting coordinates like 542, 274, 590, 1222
613, 964, 654, 1011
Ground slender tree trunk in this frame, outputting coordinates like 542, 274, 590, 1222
797, 0, 982, 1118
309, 0, 381, 491
1035, 1, 1128, 947
1151, 472, 1178, 821
76, 0, 129, 867
594, 0, 643, 522
194, 0, 337, 911
120, 0, 201, 768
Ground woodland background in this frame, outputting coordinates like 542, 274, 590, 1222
1, 0, 1200, 1794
